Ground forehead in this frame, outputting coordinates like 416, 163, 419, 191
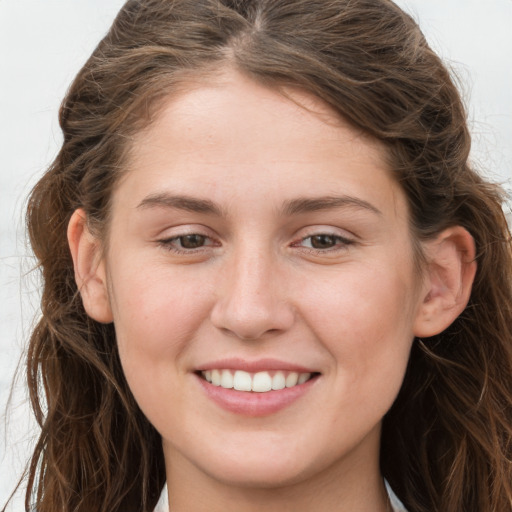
117, 70, 406, 221
131, 71, 386, 162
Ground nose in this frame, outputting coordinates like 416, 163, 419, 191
210, 249, 295, 340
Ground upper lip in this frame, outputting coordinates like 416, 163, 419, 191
196, 357, 318, 373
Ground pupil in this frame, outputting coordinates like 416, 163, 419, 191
311, 235, 336, 249
180, 234, 205, 249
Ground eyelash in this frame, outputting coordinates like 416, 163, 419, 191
157, 232, 354, 255
292, 233, 355, 254
157, 234, 217, 254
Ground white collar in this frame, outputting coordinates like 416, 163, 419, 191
385, 479, 409, 512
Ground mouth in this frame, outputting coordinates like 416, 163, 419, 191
199, 369, 317, 393
195, 358, 320, 415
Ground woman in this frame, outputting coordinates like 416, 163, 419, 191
11, 0, 512, 511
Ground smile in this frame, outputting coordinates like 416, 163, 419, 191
201, 369, 313, 393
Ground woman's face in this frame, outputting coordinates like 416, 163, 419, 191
101, 71, 427, 489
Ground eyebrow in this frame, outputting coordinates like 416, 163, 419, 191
137, 193, 223, 216
282, 196, 382, 216
136, 193, 381, 217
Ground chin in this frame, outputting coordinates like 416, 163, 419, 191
194, 439, 328, 490
205, 459, 311, 489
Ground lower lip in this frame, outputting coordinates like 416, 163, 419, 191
196, 374, 319, 417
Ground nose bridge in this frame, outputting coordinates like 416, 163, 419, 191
210, 240, 293, 340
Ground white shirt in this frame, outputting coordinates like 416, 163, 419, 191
385, 480, 409, 512
154, 480, 408, 511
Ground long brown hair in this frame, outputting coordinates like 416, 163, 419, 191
12, 0, 512, 511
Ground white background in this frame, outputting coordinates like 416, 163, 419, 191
1, 1, 511, 508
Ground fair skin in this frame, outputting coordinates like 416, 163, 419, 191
69, 70, 476, 511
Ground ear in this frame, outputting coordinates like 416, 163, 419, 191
67, 209, 113, 323
414, 226, 477, 338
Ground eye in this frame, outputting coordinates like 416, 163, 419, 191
175, 234, 208, 249
292, 232, 356, 257
303, 234, 341, 249
158, 233, 217, 253
298, 233, 353, 250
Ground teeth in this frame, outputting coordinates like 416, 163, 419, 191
201, 369, 313, 393
271, 371, 286, 390
285, 372, 298, 387
211, 369, 221, 386
233, 370, 252, 391
220, 370, 234, 389
252, 372, 272, 392
298, 373, 311, 385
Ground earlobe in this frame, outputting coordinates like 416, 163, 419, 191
413, 226, 477, 338
67, 209, 113, 323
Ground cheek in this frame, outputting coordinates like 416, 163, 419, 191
107, 265, 214, 386
106, 265, 217, 426
299, 260, 418, 381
